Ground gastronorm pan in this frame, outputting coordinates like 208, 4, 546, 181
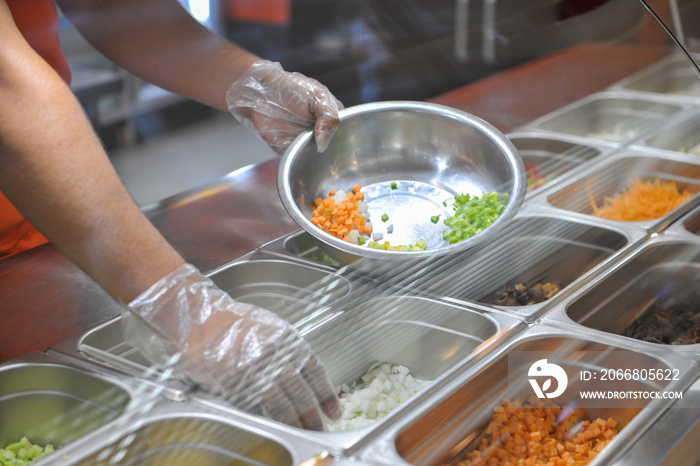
610, 374, 700, 466
356, 325, 696, 466
612, 54, 700, 102
191, 295, 524, 454
541, 222, 700, 353
636, 109, 700, 157
405, 205, 640, 320
50, 256, 352, 381
207, 257, 351, 324
0, 352, 133, 464
526, 92, 684, 145
541, 149, 700, 233
40, 402, 327, 466
506, 131, 611, 197
678, 202, 700, 239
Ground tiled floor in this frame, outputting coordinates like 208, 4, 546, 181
108, 112, 276, 207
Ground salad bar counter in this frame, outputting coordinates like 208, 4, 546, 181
3, 43, 700, 465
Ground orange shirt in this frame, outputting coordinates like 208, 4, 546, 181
1, 0, 71, 259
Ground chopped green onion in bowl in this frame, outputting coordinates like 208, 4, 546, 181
442, 192, 507, 244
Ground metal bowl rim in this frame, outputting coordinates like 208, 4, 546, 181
277, 101, 526, 261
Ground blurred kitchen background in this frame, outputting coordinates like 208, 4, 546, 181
59, 0, 694, 206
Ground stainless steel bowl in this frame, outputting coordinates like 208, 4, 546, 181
277, 101, 526, 264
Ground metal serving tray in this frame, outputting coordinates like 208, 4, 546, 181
612, 55, 700, 103
396, 205, 642, 320
0, 352, 136, 465
525, 92, 685, 146
635, 108, 700, 157
540, 225, 700, 354
612, 372, 700, 466
678, 202, 700, 238
357, 325, 697, 466
50, 255, 352, 383
539, 149, 700, 234
190, 293, 524, 455
507, 131, 613, 198
39, 401, 333, 466
207, 256, 351, 326
49, 251, 525, 456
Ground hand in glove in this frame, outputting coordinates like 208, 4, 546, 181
125, 264, 341, 430
226, 60, 343, 155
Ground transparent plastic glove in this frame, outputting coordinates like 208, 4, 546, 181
226, 60, 343, 155
126, 264, 341, 430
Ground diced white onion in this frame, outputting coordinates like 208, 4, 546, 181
332, 190, 347, 203
348, 229, 360, 244
326, 363, 430, 432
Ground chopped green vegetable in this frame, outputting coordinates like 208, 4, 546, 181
390, 182, 398, 190
367, 239, 427, 251
442, 192, 507, 244
308, 250, 342, 267
381, 213, 389, 222
430, 215, 440, 224
0, 437, 55, 465
357, 236, 366, 245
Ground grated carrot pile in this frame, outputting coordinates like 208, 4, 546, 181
310, 184, 372, 242
454, 397, 619, 466
588, 176, 692, 222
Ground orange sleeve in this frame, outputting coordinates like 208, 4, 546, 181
1, 0, 69, 258
0, 192, 49, 259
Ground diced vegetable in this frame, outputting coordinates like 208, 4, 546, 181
391, 182, 398, 189
453, 397, 619, 465
381, 213, 389, 222
0, 437, 56, 465
310, 185, 371, 243
367, 239, 428, 251
308, 250, 342, 267
526, 163, 560, 192
442, 192, 506, 244
587, 176, 692, 222
430, 215, 440, 224
327, 363, 430, 432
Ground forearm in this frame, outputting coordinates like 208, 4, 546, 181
57, 0, 259, 111
0, 10, 184, 302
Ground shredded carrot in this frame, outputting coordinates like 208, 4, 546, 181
450, 397, 620, 466
310, 186, 371, 241
587, 176, 692, 222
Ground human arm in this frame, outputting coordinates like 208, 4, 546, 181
56, 0, 342, 153
0, 0, 184, 302
0, 1, 339, 428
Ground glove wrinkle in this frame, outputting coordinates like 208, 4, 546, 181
226, 59, 342, 155
125, 263, 341, 430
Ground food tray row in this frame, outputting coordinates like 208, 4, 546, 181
51, 256, 525, 454
9, 52, 700, 465
262, 205, 646, 321
0, 352, 336, 466
41, 202, 700, 464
